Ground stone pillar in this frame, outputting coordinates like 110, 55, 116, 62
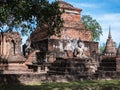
0, 34, 3, 55
0, 35, 2, 55
45, 66, 49, 72
37, 66, 41, 73
3, 36, 6, 56
14, 36, 22, 55
2, 35, 4, 55
17, 41, 22, 55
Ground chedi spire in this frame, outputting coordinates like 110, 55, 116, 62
103, 27, 116, 56
108, 26, 112, 39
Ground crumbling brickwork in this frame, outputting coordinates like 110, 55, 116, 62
31, 1, 92, 42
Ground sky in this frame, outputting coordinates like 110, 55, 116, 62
50, 0, 120, 45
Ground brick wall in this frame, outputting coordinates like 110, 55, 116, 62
61, 12, 80, 22
51, 28, 92, 41
48, 39, 98, 57
50, 2, 92, 41
30, 1, 92, 42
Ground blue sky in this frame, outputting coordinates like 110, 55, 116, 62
50, 0, 120, 45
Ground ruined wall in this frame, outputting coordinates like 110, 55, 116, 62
0, 32, 25, 62
28, 39, 98, 63
50, 1, 92, 41
28, 1, 96, 64
0, 32, 21, 56
48, 39, 98, 54
31, 39, 48, 52
51, 28, 92, 41
84, 41, 98, 56
59, 0, 82, 22
61, 11, 80, 22
30, 1, 92, 42
48, 39, 98, 62
31, 23, 92, 42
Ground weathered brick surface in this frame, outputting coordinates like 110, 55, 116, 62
51, 28, 92, 41
61, 13, 80, 22
30, 1, 92, 42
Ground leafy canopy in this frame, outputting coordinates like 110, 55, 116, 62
0, 0, 63, 36
81, 15, 102, 41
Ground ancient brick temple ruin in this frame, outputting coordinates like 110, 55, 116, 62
23, 1, 98, 80
0, 1, 120, 83
0, 32, 28, 74
98, 28, 120, 78
28, 1, 98, 62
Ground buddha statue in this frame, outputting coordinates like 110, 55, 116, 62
74, 40, 87, 58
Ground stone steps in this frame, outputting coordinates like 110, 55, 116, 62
48, 58, 93, 76
3, 69, 34, 74
7, 65, 28, 70
0, 64, 8, 70
0, 63, 35, 74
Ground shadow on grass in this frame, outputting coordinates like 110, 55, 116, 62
1, 80, 120, 90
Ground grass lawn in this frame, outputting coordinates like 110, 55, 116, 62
1, 80, 120, 90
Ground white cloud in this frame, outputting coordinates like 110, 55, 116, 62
93, 13, 120, 44
77, 3, 98, 8
97, 13, 120, 24
67, 2, 102, 9
51, 0, 120, 45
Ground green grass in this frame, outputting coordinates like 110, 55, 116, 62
1, 80, 120, 90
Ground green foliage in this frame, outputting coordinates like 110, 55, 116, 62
81, 15, 102, 41
99, 43, 106, 53
0, 0, 63, 37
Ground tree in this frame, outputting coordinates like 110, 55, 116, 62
81, 15, 102, 41
0, 0, 63, 36
99, 43, 105, 54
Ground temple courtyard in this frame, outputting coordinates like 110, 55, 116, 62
0, 1, 120, 86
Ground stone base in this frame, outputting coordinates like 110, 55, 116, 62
2, 63, 33, 74
48, 57, 97, 80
